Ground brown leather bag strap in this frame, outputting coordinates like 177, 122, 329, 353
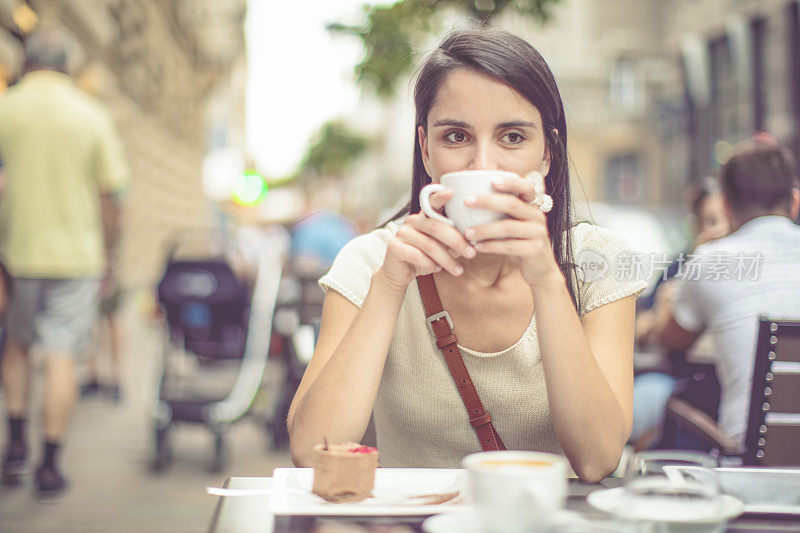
417, 273, 506, 451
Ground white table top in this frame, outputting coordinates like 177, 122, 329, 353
209, 477, 274, 533
209, 475, 800, 533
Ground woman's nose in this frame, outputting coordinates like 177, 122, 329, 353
466, 141, 498, 171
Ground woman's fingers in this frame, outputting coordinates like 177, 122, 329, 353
491, 174, 539, 203
406, 213, 476, 260
428, 188, 453, 212
472, 237, 549, 257
387, 239, 441, 274
464, 218, 543, 243
464, 192, 544, 221
397, 223, 465, 276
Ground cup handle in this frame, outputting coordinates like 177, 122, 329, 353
419, 183, 453, 226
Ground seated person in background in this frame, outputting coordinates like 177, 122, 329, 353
630, 177, 729, 448
656, 140, 800, 449
287, 28, 646, 482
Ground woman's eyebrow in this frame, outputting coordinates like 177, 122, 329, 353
432, 119, 471, 128
497, 120, 537, 129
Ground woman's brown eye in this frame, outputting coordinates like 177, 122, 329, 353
446, 131, 466, 143
505, 133, 522, 143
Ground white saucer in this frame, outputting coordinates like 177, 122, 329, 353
587, 487, 745, 523
422, 509, 583, 533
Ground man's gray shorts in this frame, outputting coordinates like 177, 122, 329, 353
6, 277, 101, 355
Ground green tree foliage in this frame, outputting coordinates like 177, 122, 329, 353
300, 119, 371, 179
329, 0, 562, 99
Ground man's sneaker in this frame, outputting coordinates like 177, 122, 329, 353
34, 466, 68, 499
79, 380, 101, 397
1, 441, 28, 487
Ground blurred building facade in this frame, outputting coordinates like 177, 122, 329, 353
0, 0, 247, 287
503, 0, 683, 208
505, 0, 798, 208
506, 0, 800, 208
325, 0, 800, 223
665, 0, 800, 183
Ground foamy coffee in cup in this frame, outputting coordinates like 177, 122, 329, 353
463, 451, 568, 533
475, 458, 554, 469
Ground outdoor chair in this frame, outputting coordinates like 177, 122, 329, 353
664, 317, 800, 466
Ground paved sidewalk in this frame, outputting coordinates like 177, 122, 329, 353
0, 294, 292, 532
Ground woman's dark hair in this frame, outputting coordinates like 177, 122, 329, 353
388, 27, 580, 310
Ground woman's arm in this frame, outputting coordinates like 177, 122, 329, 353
288, 191, 474, 467
465, 175, 635, 481
287, 272, 406, 467
532, 273, 635, 482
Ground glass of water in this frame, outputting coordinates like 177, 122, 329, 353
617, 451, 724, 532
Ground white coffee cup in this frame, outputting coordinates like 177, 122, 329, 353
462, 450, 568, 533
419, 170, 519, 235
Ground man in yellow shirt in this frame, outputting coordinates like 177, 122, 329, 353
0, 27, 129, 497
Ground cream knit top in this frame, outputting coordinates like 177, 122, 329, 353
319, 221, 647, 468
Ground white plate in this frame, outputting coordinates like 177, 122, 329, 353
587, 487, 744, 523
270, 467, 469, 516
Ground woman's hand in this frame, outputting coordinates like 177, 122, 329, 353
378, 188, 476, 290
463, 174, 561, 286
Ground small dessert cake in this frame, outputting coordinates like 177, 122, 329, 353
311, 442, 379, 503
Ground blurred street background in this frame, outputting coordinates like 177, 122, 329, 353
1, 0, 799, 531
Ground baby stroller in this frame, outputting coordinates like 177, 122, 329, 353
152, 229, 283, 472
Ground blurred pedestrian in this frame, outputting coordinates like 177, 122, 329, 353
656, 140, 800, 449
0, 27, 129, 497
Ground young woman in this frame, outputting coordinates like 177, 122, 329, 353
288, 28, 646, 481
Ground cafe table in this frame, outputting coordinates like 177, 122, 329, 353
208, 475, 800, 533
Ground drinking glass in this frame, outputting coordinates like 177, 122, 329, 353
616, 451, 724, 533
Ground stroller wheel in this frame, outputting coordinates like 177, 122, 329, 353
151, 427, 172, 473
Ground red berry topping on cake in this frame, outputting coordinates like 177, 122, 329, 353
348, 445, 377, 454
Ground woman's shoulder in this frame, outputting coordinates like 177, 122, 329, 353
337, 218, 402, 262
569, 221, 630, 251
568, 221, 639, 266
318, 218, 403, 307
567, 221, 646, 315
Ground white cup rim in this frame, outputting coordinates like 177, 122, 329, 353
462, 451, 568, 473
439, 169, 519, 182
